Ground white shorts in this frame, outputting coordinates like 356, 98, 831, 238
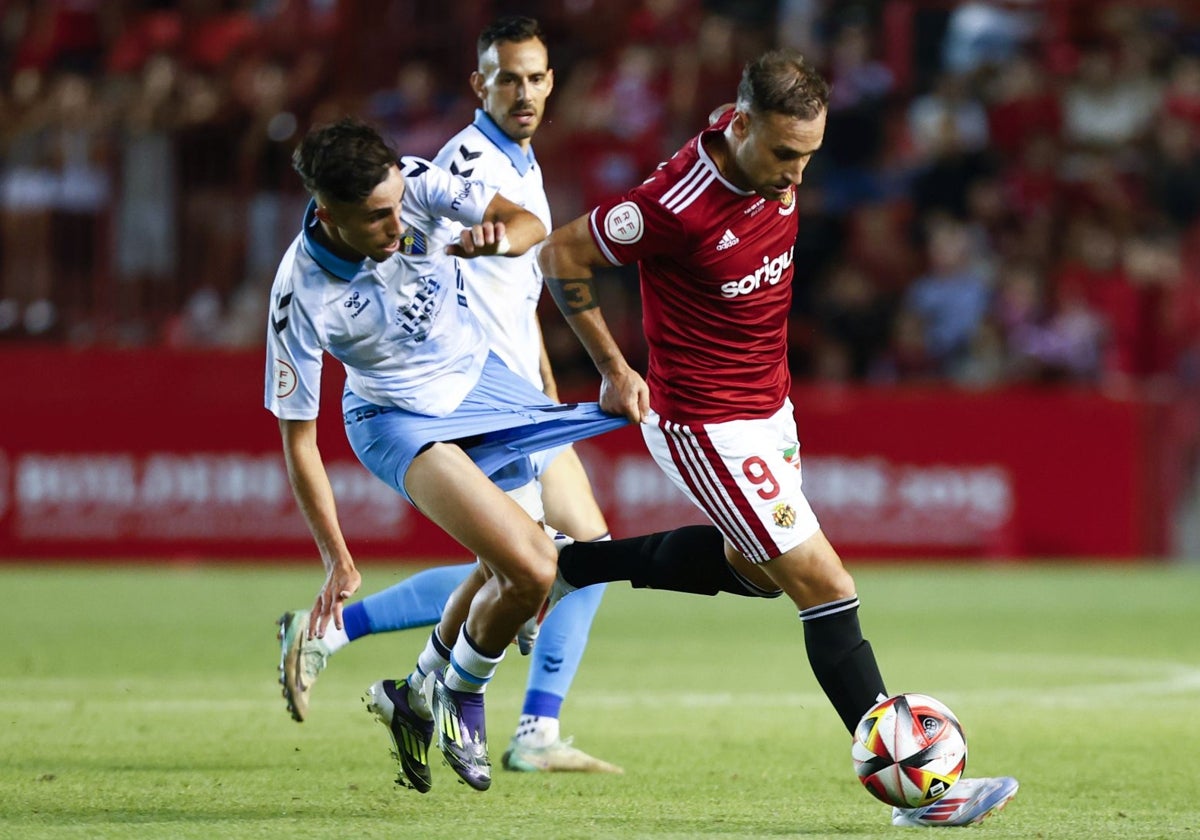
641, 399, 820, 564
529, 443, 568, 478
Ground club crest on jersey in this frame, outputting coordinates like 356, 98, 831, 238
604, 201, 643, 244
772, 502, 797, 528
400, 229, 427, 256
777, 188, 796, 216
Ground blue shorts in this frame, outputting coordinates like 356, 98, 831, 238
342, 353, 629, 504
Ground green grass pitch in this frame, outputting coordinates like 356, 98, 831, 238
2, 561, 1198, 839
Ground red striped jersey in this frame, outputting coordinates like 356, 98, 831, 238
587, 112, 800, 423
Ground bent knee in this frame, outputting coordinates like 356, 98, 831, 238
493, 537, 557, 609
769, 531, 857, 606
817, 566, 856, 602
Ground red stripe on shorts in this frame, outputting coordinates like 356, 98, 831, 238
659, 417, 780, 563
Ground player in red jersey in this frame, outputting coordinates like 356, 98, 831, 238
537, 50, 1019, 828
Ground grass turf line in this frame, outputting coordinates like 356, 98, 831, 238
1, 562, 1198, 839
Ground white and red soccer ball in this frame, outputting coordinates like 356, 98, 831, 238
851, 693, 968, 809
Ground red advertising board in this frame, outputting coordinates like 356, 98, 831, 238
0, 347, 1173, 560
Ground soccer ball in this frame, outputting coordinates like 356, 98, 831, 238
851, 693, 967, 809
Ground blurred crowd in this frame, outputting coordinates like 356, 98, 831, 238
2, 0, 1200, 398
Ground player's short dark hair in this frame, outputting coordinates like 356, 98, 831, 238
736, 49, 830, 122
477, 15, 545, 58
292, 118, 397, 204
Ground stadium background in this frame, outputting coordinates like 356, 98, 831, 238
1, 0, 1198, 562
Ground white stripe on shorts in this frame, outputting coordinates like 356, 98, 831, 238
658, 418, 775, 564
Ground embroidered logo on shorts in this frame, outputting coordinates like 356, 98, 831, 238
781, 444, 801, 470
772, 502, 797, 528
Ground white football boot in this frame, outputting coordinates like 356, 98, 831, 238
892, 776, 1019, 827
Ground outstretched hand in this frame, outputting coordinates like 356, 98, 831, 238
309, 563, 362, 639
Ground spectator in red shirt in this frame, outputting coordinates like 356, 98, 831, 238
1163, 54, 1200, 133
986, 52, 1061, 160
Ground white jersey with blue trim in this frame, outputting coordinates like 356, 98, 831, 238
264, 156, 499, 420
432, 110, 552, 389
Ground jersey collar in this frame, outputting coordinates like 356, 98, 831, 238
300, 199, 363, 281
697, 113, 755, 197
472, 109, 536, 177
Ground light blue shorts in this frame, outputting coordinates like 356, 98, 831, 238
342, 353, 628, 504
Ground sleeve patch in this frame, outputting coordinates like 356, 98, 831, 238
603, 201, 644, 244
273, 359, 298, 398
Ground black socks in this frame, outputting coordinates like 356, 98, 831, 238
558, 525, 781, 598
800, 596, 887, 733
558, 527, 884, 733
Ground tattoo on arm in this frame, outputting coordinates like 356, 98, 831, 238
546, 276, 599, 315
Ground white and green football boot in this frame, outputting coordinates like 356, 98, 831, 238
277, 610, 330, 723
501, 736, 623, 774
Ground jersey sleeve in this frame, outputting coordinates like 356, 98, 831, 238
400, 155, 498, 228
586, 175, 689, 267
433, 138, 490, 185
264, 278, 324, 421
429, 143, 473, 245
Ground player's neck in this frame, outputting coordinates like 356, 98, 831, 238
314, 220, 366, 262
704, 130, 750, 192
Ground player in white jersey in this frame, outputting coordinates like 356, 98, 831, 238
275, 16, 621, 776
534, 51, 1019, 828
265, 117, 628, 793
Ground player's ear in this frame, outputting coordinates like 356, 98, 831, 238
313, 205, 333, 224
730, 109, 750, 140
469, 70, 485, 101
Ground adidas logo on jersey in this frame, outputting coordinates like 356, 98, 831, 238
716, 229, 740, 251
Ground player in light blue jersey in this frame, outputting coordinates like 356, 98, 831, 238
266, 117, 628, 792
276, 17, 621, 775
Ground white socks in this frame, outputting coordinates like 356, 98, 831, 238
444, 630, 504, 693
316, 622, 349, 653
514, 714, 560, 747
